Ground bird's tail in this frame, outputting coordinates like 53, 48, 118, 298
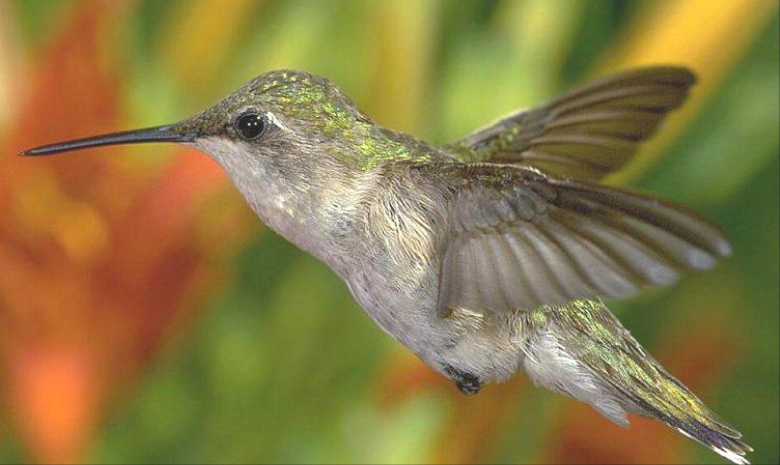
519, 299, 751, 464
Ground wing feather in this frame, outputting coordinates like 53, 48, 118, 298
449, 67, 696, 181
437, 165, 730, 315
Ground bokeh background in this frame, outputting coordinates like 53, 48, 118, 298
0, 0, 778, 463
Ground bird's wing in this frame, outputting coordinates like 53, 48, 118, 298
448, 67, 696, 181
436, 164, 730, 316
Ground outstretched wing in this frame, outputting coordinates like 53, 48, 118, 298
437, 164, 730, 316
448, 67, 696, 181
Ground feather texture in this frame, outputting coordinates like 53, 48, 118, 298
449, 67, 696, 180
521, 300, 751, 465
437, 164, 731, 315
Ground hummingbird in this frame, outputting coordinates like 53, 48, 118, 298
22, 67, 750, 464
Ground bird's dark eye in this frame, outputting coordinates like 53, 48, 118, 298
235, 112, 266, 140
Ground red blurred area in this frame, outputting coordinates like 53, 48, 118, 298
0, 3, 237, 462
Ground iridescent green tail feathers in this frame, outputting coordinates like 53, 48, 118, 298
520, 299, 751, 464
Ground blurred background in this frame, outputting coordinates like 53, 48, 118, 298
0, 0, 778, 463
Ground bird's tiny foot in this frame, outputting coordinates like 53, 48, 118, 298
444, 365, 481, 395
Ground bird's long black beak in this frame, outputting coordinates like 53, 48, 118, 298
19, 124, 196, 156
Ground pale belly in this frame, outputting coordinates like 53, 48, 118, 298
342, 263, 526, 383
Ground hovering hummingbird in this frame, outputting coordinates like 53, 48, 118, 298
22, 67, 750, 464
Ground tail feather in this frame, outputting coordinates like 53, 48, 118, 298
520, 299, 751, 464
623, 384, 751, 464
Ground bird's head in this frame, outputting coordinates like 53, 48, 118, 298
21, 70, 372, 171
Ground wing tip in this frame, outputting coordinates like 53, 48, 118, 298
613, 65, 698, 87
715, 236, 733, 257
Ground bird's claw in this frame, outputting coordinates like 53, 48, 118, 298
445, 365, 481, 395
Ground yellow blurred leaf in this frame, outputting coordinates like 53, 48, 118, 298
364, 0, 440, 132
597, 0, 779, 184
161, 0, 263, 89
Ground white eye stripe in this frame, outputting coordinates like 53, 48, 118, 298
265, 111, 290, 132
